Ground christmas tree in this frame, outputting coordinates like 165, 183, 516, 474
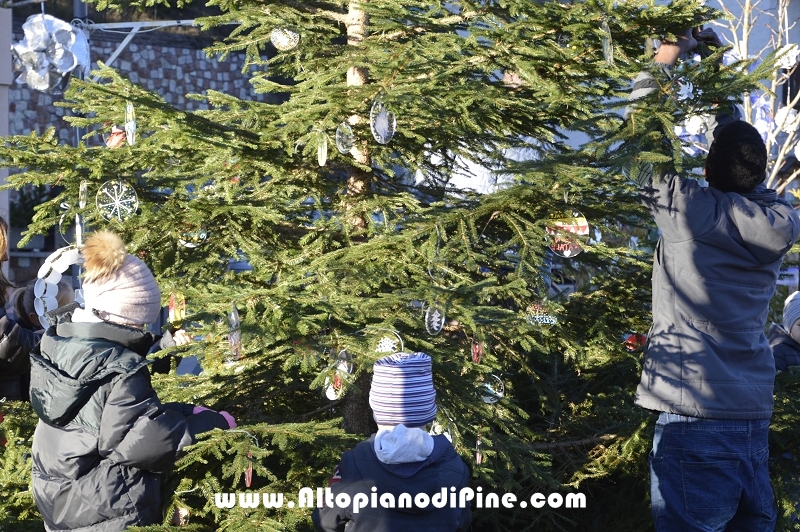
1, 0, 797, 530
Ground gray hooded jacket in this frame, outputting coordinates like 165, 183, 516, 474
29, 309, 228, 531
629, 70, 800, 419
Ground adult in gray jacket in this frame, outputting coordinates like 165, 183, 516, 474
29, 230, 237, 532
628, 28, 800, 531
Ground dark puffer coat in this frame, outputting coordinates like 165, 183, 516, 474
0, 308, 41, 401
29, 309, 228, 532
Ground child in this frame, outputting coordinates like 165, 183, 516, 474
769, 290, 800, 371
29, 230, 237, 532
312, 352, 471, 532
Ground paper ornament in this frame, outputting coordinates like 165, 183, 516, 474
96, 180, 138, 222
270, 28, 300, 51
11, 14, 90, 96
546, 210, 589, 258
475, 434, 483, 465
471, 341, 484, 364
168, 293, 186, 326
370, 98, 396, 145
336, 122, 354, 154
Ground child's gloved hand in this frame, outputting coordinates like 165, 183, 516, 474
192, 406, 237, 429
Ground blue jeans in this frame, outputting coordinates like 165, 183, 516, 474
649, 413, 777, 532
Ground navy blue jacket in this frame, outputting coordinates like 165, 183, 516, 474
312, 434, 471, 532
768, 323, 800, 372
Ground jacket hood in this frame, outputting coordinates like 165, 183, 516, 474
30, 309, 155, 426
353, 434, 459, 516
731, 185, 800, 265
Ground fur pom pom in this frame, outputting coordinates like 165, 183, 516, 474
82, 230, 127, 283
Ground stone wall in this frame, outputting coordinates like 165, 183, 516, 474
7, 18, 274, 284
10, 18, 274, 142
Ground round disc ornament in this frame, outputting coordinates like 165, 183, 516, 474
178, 225, 208, 248
335, 122, 354, 154
370, 98, 396, 145
481, 374, 505, 404
424, 304, 445, 336
96, 180, 138, 222
270, 28, 300, 51
546, 209, 589, 258
324, 349, 353, 400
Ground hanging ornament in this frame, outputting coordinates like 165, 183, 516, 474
35, 246, 81, 327
775, 106, 799, 133
777, 44, 800, 70
270, 28, 300, 51
526, 302, 557, 326
429, 420, 453, 442
317, 130, 328, 167
481, 374, 505, 404
104, 125, 126, 149
335, 122, 354, 154
78, 180, 88, 209
376, 336, 399, 353
244, 450, 253, 487
125, 101, 136, 146
96, 180, 139, 222
601, 18, 614, 66
178, 225, 208, 248
675, 79, 694, 101
471, 341, 484, 364
623, 332, 647, 352
424, 304, 445, 336
546, 209, 589, 258
370, 97, 396, 145
10, 14, 90, 96
475, 434, 483, 465
683, 114, 708, 136
168, 293, 186, 327
228, 302, 242, 361
170, 507, 190, 526
324, 349, 353, 400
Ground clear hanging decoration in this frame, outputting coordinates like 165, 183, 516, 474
317, 130, 328, 167
78, 180, 88, 209
370, 97, 396, 145
178, 225, 208, 248
96, 180, 138, 222
481, 374, 505, 404
424, 304, 445, 336
546, 209, 589, 258
228, 302, 242, 361
125, 101, 136, 146
335, 122, 354, 154
601, 18, 614, 66
270, 28, 300, 51
526, 302, 557, 326
324, 349, 353, 400
244, 450, 253, 487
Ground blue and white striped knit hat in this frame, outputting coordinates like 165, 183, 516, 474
784, 291, 800, 331
369, 352, 438, 427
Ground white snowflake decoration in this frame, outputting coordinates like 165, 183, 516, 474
375, 337, 398, 353
777, 44, 800, 70
676, 79, 694, 101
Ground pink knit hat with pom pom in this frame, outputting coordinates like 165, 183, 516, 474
81, 231, 161, 326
